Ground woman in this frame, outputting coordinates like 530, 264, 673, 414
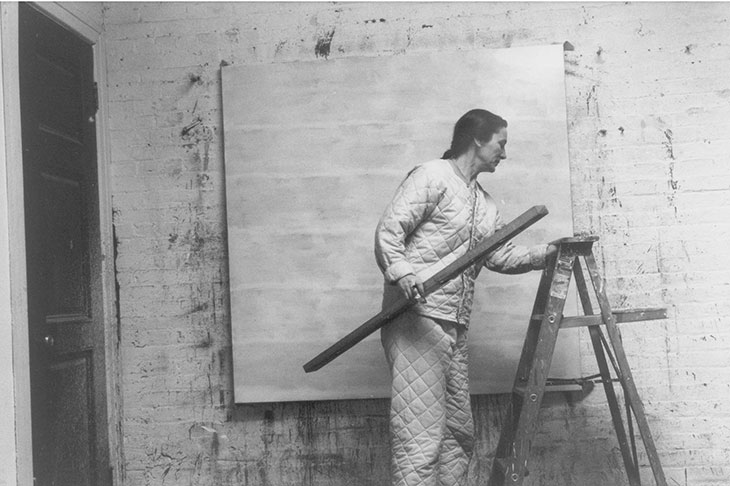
374, 109, 557, 486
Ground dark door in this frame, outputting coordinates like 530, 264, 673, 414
19, 4, 110, 486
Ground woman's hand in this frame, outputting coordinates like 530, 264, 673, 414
397, 274, 426, 303
546, 243, 558, 259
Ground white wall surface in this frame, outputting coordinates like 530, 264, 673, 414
102, 3, 730, 485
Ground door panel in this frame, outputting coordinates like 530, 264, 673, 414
19, 4, 109, 486
40, 173, 89, 318
48, 353, 94, 486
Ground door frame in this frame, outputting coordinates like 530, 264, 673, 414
0, 3, 121, 485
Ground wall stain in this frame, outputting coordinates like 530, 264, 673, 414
189, 73, 203, 86
502, 32, 514, 48
581, 5, 592, 25
586, 85, 599, 116
189, 301, 210, 314
667, 158, 680, 218
193, 330, 213, 349
274, 40, 287, 56
175, 219, 208, 255
596, 46, 604, 63
258, 407, 276, 486
608, 183, 622, 208
668, 162, 679, 191
181, 116, 203, 137
663, 128, 675, 160
225, 27, 240, 43
111, 207, 123, 346
182, 115, 213, 172
402, 25, 415, 53
315, 29, 335, 59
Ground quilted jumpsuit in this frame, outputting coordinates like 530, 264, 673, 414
375, 159, 548, 486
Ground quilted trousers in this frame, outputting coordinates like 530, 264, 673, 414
381, 311, 474, 486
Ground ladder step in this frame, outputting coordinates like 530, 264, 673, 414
532, 307, 668, 329
559, 315, 602, 328
613, 307, 668, 322
530, 313, 562, 324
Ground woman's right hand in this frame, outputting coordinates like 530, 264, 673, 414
397, 274, 426, 303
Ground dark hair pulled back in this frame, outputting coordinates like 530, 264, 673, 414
441, 109, 508, 159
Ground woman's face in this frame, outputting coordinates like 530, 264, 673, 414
475, 127, 508, 173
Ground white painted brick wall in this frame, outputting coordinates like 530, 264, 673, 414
103, 2, 730, 485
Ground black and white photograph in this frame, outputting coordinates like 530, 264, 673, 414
0, 2, 728, 486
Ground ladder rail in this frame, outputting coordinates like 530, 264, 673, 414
489, 244, 560, 484
573, 258, 642, 486
583, 253, 668, 486
488, 244, 577, 485
488, 263, 555, 479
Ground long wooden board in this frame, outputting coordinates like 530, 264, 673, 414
304, 205, 549, 372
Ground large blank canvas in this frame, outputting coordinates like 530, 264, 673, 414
223, 44, 577, 403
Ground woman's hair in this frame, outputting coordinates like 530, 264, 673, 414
441, 109, 508, 159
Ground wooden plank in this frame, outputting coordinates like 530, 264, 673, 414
558, 315, 603, 328
613, 307, 668, 322
303, 205, 549, 373
558, 308, 667, 328
529, 307, 668, 328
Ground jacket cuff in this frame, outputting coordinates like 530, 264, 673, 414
384, 261, 415, 284
530, 244, 549, 269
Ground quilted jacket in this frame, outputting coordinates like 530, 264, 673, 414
375, 158, 548, 327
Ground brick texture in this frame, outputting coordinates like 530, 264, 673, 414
103, 2, 730, 485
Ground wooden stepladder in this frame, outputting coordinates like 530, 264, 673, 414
488, 236, 667, 486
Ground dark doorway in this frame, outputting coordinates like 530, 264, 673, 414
19, 4, 110, 485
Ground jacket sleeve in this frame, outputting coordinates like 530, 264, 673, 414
374, 166, 444, 284
484, 211, 549, 274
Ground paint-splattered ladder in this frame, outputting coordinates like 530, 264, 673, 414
488, 236, 667, 486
